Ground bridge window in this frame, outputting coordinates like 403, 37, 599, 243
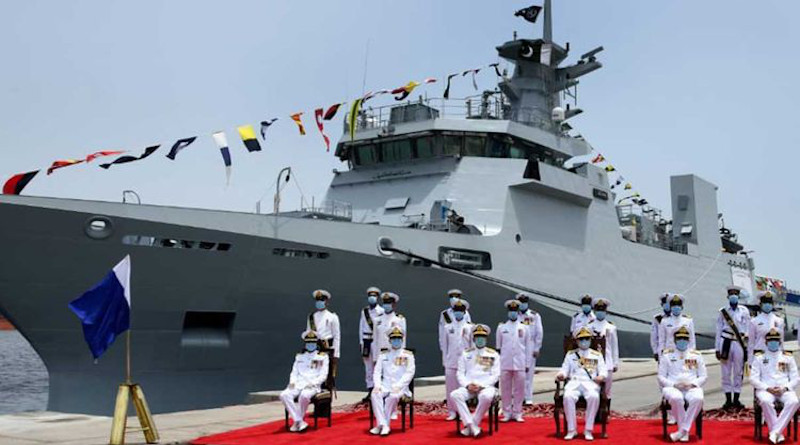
443, 135, 462, 156
355, 144, 378, 166
381, 140, 413, 163
464, 136, 486, 156
415, 136, 437, 159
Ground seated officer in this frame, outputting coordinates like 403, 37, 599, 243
450, 324, 500, 437
280, 330, 330, 432
556, 327, 607, 441
750, 329, 800, 444
370, 326, 415, 436
658, 326, 707, 442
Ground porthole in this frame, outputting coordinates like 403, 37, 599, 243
85, 216, 113, 240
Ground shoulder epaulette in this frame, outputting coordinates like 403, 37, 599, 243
397, 313, 404, 318
754, 351, 764, 356
567, 348, 578, 354
784, 351, 793, 356
682, 314, 692, 319
465, 347, 475, 352
572, 313, 580, 318
689, 349, 699, 353
608, 321, 615, 325
589, 348, 602, 355
662, 348, 674, 354
485, 347, 497, 353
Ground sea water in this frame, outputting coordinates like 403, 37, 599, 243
0, 330, 48, 414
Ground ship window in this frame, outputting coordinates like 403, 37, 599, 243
355, 144, 378, 166
415, 136, 437, 159
122, 235, 232, 252
381, 140, 413, 163
181, 311, 236, 348
488, 137, 508, 158
272, 247, 330, 259
443, 135, 462, 156
509, 147, 527, 159
464, 136, 486, 157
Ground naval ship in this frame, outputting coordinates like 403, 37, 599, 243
0, 2, 755, 415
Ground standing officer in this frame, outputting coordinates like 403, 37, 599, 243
359, 286, 384, 401
496, 299, 533, 422
750, 329, 800, 444
587, 297, 619, 400
651, 293, 672, 361
280, 330, 330, 432
451, 324, 500, 437
715, 285, 751, 410
439, 290, 472, 361
658, 294, 696, 354
570, 294, 596, 334
556, 326, 607, 441
370, 327, 415, 436
441, 299, 474, 420
373, 292, 406, 356
517, 292, 543, 406
659, 326, 707, 442
307, 290, 340, 386
749, 291, 785, 361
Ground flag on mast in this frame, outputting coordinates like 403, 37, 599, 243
2, 170, 39, 195
514, 5, 543, 23
314, 108, 331, 151
290, 113, 306, 135
68, 255, 131, 360
212, 131, 232, 185
237, 125, 262, 152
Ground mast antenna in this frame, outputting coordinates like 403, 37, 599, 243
543, 0, 553, 42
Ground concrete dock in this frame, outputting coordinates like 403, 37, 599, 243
1, 346, 792, 445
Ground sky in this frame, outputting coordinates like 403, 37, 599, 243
1, 0, 798, 287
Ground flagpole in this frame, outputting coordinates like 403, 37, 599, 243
125, 330, 131, 384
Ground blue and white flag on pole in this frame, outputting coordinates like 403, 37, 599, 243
68, 255, 131, 360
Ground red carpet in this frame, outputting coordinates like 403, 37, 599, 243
190, 409, 761, 445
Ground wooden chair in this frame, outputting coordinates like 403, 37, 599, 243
284, 351, 333, 431
554, 335, 609, 438
454, 381, 501, 436
369, 348, 416, 432
754, 389, 799, 441
660, 398, 703, 439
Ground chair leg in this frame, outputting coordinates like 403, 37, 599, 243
555, 406, 561, 437
697, 410, 703, 439
285, 408, 290, 431
370, 402, 374, 429
401, 403, 406, 432
456, 414, 461, 433
410, 400, 414, 429
314, 409, 318, 429
328, 402, 332, 427
755, 406, 761, 440
661, 402, 668, 440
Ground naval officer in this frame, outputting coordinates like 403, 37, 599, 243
586, 297, 619, 398
373, 292, 406, 355
658, 294, 696, 355
651, 293, 672, 361
306, 290, 340, 386
451, 324, 500, 437
556, 326, 607, 441
280, 330, 330, 432
749, 291, 785, 361
441, 298, 474, 420
359, 286, 384, 400
439, 289, 472, 361
496, 299, 533, 422
715, 285, 751, 410
750, 329, 800, 444
517, 292, 543, 405
570, 294, 596, 334
370, 326, 415, 436
658, 326, 707, 442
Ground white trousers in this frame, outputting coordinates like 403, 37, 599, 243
500, 370, 525, 417
363, 355, 376, 388
605, 371, 614, 398
451, 386, 497, 428
371, 390, 401, 428
662, 387, 704, 433
445, 368, 459, 415
563, 382, 600, 433
757, 389, 800, 435
525, 358, 537, 402
280, 387, 319, 423
720, 340, 745, 393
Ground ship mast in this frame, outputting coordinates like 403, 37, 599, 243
543, 0, 552, 42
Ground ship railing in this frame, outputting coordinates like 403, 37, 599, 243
300, 200, 353, 221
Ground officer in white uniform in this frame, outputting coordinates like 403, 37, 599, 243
570, 294, 596, 334
306, 289, 341, 361
359, 286, 384, 400
451, 324, 500, 437
373, 292, 406, 357
658, 294, 696, 355
749, 291, 785, 361
556, 326, 607, 441
496, 299, 533, 422
586, 297, 619, 398
715, 285, 751, 410
658, 326, 707, 443
370, 326, 415, 436
517, 292, 543, 405
439, 289, 472, 363
651, 293, 672, 361
441, 298, 474, 420
280, 330, 330, 432
750, 328, 800, 444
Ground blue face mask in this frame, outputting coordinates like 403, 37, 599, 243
390, 338, 403, 349
454, 311, 465, 321
578, 339, 591, 350
368, 295, 378, 306
767, 340, 781, 352
508, 311, 518, 321
383, 303, 393, 313
762, 303, 773, 313
595, 310, 607, 321
671, 306, 682, 316
675, 339, 689, 351
305, 342, 317, 352
662, 302, 671, 313
581, 304, 592, 315
315, 300, 326, 310
474, 337, 487, 348
728, 296, 739, 306
520, 302, 529, 311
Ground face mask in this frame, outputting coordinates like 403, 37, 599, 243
519, 302, 529, 311
662, 302, 671, 313
368, 295, 378, 306
671, 306, 682, 316
595, 310, 607, 321
305, 342, 317, 352
383, 303, 393, 313
508, 311, 518, 321
454, 311, 465, 321
728, 296, 739, 306
474, 337, 487, 348
581, 304, 592, 315
390, 338, 403, 349
449, 297, 458, 306
315, 300, 326, 310
762, 303, 773, 313
675, 340, 689, 351
767, 340, 781, 352
578, 339, 591, 350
